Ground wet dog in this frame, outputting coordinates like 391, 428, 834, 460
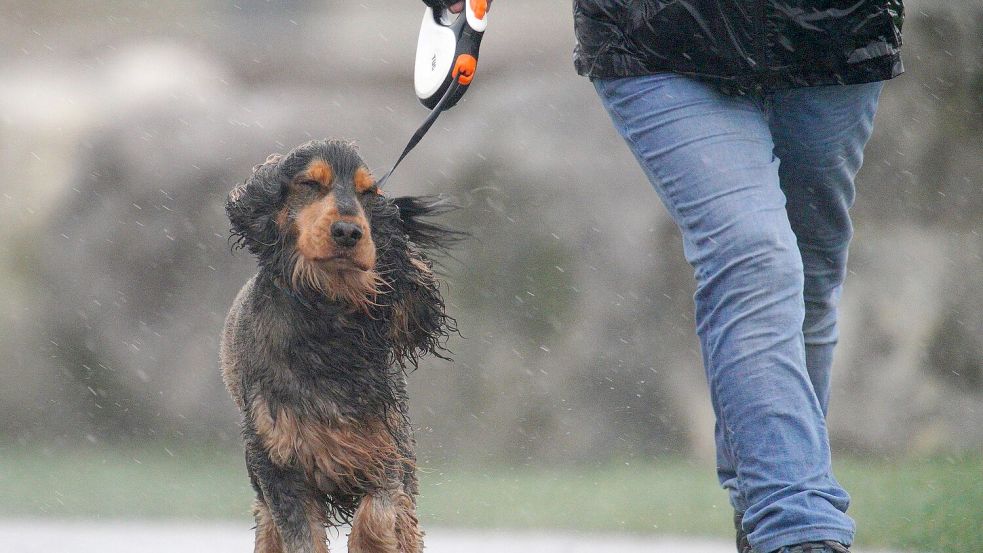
220, 139, 455, 553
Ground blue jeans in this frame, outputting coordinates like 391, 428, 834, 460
594, 74, 882, 553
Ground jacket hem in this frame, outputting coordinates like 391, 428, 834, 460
575, 52, 904, 93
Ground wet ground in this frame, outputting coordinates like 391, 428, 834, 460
0, 521, 903, 553
0, 521, 728, 552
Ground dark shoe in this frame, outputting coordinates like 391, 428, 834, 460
774, 543, 850, 553
734, 511, 851, 553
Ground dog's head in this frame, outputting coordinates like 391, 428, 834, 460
227, 139, 384, 310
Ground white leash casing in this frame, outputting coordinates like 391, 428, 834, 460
413, 3, 488, 110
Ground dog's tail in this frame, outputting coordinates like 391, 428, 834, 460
392, 196, 465, 254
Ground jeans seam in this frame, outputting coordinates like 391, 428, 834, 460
721, 415, 748, 512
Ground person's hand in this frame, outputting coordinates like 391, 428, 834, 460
448, 1, 493, 14
422, 0, 493, 16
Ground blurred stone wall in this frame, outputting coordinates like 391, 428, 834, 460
0, 1, 980, 463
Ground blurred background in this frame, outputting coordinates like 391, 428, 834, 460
1, 1, 980, 551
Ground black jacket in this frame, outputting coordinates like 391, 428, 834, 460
573, 1, 904, 92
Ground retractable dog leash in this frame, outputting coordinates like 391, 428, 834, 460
375, 2, 488, 189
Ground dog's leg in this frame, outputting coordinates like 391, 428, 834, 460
253, 498, 284, 553
348, 489, 422, 553
392, 488, 423, 553
395, 450, 423, 553
303, 498, 330, 553
247, 445, 329, 553
349, 492, 398, 553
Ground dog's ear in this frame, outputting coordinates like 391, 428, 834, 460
391, 195, 463, 253
382, 196, 463, 367
227, 154, 285, 256
390, 251, 455, 367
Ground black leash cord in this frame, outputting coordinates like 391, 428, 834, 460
376, 79, 463, 189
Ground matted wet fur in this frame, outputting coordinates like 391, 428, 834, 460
220, 139, 457, 553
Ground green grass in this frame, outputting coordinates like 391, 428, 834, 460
1, 445, 980, 552
419, 457, 983, 552
835, 456, 983, 553
0, 445, 253, 520
417, 460, 732, 535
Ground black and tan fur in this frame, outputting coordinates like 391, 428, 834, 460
220, 139, 456, 553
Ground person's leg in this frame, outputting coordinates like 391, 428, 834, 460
767, 82, 884, 414
593, 74, 853, 553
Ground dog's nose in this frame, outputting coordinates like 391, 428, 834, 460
330, 221, 363, 248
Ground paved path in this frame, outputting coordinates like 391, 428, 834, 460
0, 521, 899, 553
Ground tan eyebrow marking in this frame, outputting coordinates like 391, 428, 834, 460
354, 167, 376, 194
300, 159, 333, 188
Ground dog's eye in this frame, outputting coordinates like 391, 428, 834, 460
361, 185, 379, 196
298, 180, 322, 190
